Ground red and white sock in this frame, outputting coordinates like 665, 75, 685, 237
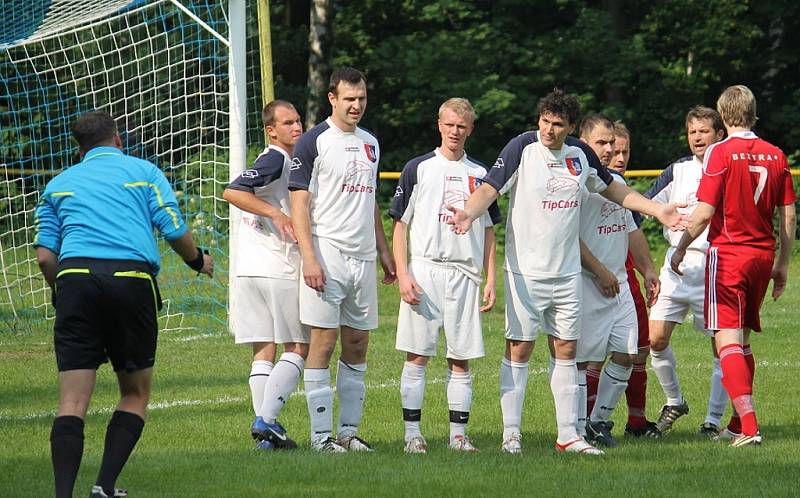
719, 344, 758, 436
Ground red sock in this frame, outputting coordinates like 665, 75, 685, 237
625, 363, 648, 428
586, 366, 601, 416
727, 412, 742, 433
743, 344, 755, 377
719, 344, 758, 436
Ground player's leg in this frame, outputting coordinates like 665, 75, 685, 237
304, 327, 341, 451
256, 278, 307, 449
624, 267, 655, 436
500, 271, 538, 453
649, 319, 689, 432
401, 353, 429, 453
250, 342, 276, 416
717, 328, 760, 445
700, 336, 728, 438
447, 359, 478, 452
585, 360, 603, 424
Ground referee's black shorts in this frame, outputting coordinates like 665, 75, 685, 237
54, 258, 163, 373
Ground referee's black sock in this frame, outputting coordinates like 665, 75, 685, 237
96, 410, 145, 495
51, 415, 85, 498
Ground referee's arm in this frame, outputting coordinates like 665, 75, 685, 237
33, 193, 62, 289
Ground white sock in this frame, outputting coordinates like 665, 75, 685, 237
260, 352, 304, 423
248, 360, 273, 417
550, 357, 580, 444
650, 346, 684, 405
590, 361, 632, 422
336, 360, 367, 439
576, 368, 587, 436
446, 370, 472, 441
705, 357, 729, 426
500, 357, 529, 440
304, 368, 333, 443
400, 361, 426, 440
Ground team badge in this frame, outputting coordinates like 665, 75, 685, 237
468, 176, 484, 193
565, 157, 582, 176
364, 143, 378, 163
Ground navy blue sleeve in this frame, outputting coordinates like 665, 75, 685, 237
483, 132, 537, 193
469, 156, 503, 225
565, 135, 613, 185
226, 151, 284, 192
389, 154, 429, 220
643, 162, 676, 200
288, 122, 328, 191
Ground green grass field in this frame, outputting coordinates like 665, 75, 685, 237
2, 256, 799, 497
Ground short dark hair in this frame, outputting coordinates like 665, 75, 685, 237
579, 113, 614, 139
685, 105, 724, 133
71, 111, 118, 150
262, 99, 296, 127
537, 89, 580, 126
329, 67, 366, 94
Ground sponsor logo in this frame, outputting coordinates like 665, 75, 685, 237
541, 199, 579, 211
600, 201, 624, 220
493, 158, 504, 169
565, 156, 582, 176
394, 185, 403, 197
732, 152, 779, 162
546, 176, 579, 194
445, 175, 463, 182
439, 189, 469, 223
290, 158, 302, 170
345, 146, 360, 152
596, 223, 627, 235
364, 143, 378, 162
547, 162, 560, 168
342, 160, 375, 194
344, 160, 374, 181
241, 169, 258, 178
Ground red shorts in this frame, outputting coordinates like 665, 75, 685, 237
626, 253, 650, 349
705, 245, 773, 332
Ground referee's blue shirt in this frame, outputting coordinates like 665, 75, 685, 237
34, 146, 188, 274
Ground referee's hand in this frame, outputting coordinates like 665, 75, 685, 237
199, 253, 214, 277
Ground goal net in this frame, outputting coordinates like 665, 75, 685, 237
0, 0, 250, 333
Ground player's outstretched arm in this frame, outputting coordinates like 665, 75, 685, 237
580, 239, 619, 297
772, 203, 797, 300
290, 189, 325, 292
392, 220, 421, 304
376, 204, 397, 285
600, 181, 688, 231
629, 229, 660, 305
670, 201, 715, 275
168, 232, 214, 277
447, 183, 499, 234
223, 188, 296, 243
480, 226, 497, 312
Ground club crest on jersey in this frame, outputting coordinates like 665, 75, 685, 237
565, 157, 582, 176
468, 176, 484, 193
364, 143, 378, 163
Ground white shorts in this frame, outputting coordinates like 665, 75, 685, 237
298, 237, 378, 331
395, 260, 484, 360
649, 248, 711, 336
576, 275, 638, 362
505, 271, 581, 341
231, 276, 307, 344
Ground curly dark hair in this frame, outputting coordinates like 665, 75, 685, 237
537, 88, 580, 126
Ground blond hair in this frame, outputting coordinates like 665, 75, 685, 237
613, 121, 630, 141
438, 98, 476, 123
717, 85, 757, 128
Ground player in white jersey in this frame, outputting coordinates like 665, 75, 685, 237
390, 98, 501, 454
448, 89, 688, 456
223, 100, 306, 450
288, 67, 396, 453
574, 115, 660, 448
645, 106, 729, 436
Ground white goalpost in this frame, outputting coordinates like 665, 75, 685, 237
0, 0, 248, 333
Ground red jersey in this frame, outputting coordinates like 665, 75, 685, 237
697, 131, 796, 251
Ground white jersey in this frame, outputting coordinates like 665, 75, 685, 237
645, 155, 709, 254
482, 132, 613, 278
226, 145, 299, 279
288, 118, 380, 260
579, 173, 636, 282
389, 148, 502, 282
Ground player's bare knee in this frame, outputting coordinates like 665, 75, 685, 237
406, 353, 429, 366
447, 358, 469, 373
505, 339, 534, 363
610, 352, 634, 367
632, 348, 649, 364
551, 338, 576, 359
284, 342, 309, 359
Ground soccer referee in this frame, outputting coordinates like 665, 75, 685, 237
34, 111, 214, 498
